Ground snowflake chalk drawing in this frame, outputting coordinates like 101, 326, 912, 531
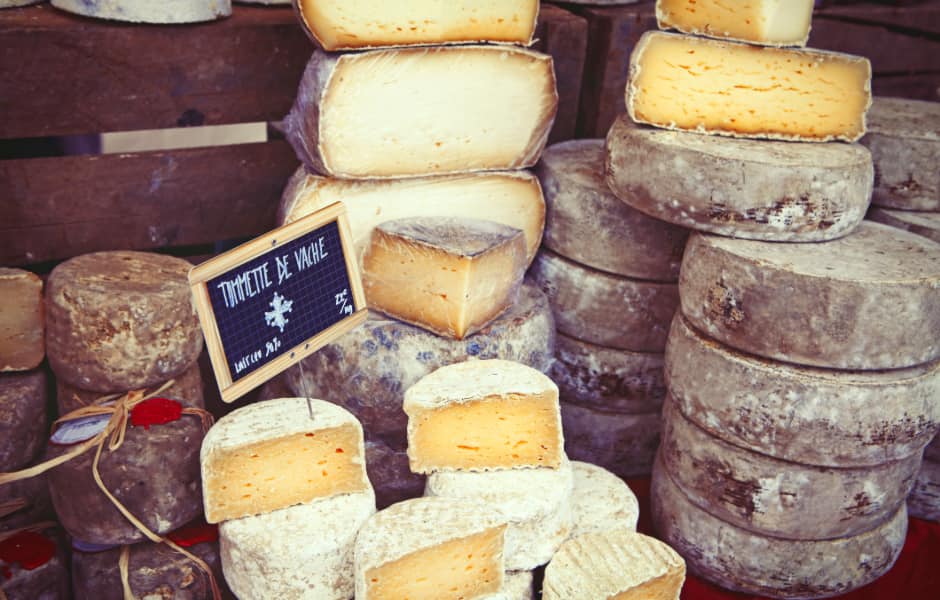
265, 293, 294, 333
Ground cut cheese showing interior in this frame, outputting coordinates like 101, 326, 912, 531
537, 139, 688, 280
561, 402, 661, 479
482, 570, 534, 600
542, 529, 685, 600
0, 370, 46, 472
221, 487, 376, 600
425, 458, 574, 570
354, 497, 507, 600
660, 398, 920, 540
279, 167, 545, 266
201, 398, 370, 523
627, 31, 872, 142
907, 459, 940, 522
651, 458, 908, 598
529, 249, 679, 352
285, 45, 557, 178
868, 208, 940, 244
665, 315, 940, 468
363, 217, 526, 340
679, 223, 940, 369
569, 461, 640, 538
656, 0, 814, 46
405, 359, 563, 473
861, 96, 940, 211
49, 0, 230, 23
296, 0, 539, 50
0, 268, 44, 372
605, 115, 874, 241
284, 282, 555, 442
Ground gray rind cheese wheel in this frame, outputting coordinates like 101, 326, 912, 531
57, 361, 204, 416
569, 461, 640, 537
660, 398, 919, 540
285, 282, 554, 442
0, 528, 69, 600
926, 435, 940, 463
72, 536, 222, 600
530, 250, 678, 352
366, 437, 426, 510
652, 459, 908, 599
605, 115, 874, 241
45, 251, 203, 392
666, 315, 940, 467
551, 333, 665, 414
0, 370, 47, 471
561, 402, 661, 479
907, 459, 940, 522
861, 97, 940, 211
49, 0, 231, 23
0, 471, 52, 533
868, 208, 940, 244
679, 223, 940, 369
1, 1, 45, 7
537, 139, 688, 280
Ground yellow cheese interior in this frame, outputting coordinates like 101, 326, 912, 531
631, 33, 871, 140
410, 393, 561, 472
657, 0, 813, 45
0, 271, 44, 372
321, 47, 555, 177
204, 425, 366, 523
365, 528, 505, 600
611, 569, 684, 600
299, 0, 538, 50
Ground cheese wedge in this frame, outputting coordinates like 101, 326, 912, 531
656, 0, 814, 47
627, 31, 872, 142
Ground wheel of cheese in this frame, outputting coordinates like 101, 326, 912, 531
868, 207, 940, 244
561, 402, 661, 479
660, 398, 919, 540
907, 459, 940, 522
605, 115, 874, 241
49, 0, 231, 23
0, 471, 52, 533
679, 223, 940, 369
551, 333, 666, 414
220, 487, 375, 600
651, 459, 908, 599
861, 97, 940, 212
926, 435, 940, 463
530, 250, 678, 352
365, 437, 426, 510
44, 399, 204, 545
666, 315, 940, 467
0, 370, 47, 471
425, 459, 574, 570
569, 461, 640, 537
0, 528, 69, 600
0, 268, 44, 372
284, 282, 554, 442
0, 1, 45, 7
56, 361, 204, 417
46, 251, 203, 392
537, 139, 688, 281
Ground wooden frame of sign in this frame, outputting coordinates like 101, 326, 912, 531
189, 202, 367, 402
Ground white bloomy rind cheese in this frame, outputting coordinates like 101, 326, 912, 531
482, 571, 534, 600
425, 458, 574, 570
363, 217, 526, 340
279, 168, 546, 266
861, 96, 940, 211
627, 31, 872, 142
561, 403, 662, 479
354, 497, 508, 600
679, 223, 940, 370
0, 268, 44, 372
201, 398, 370, 523
605, 116, 874, 241
285, 45, 557, 179
907, 459, 940, 522
656, 0, 814, 47
295, 0, 539, 50
868, 208, 940, 245
220, 487, 376, 600
542, 530, 686, 600
652, 459, 907, 599
50, 0, 231, 23
569, 461, 640, 538
660, 398, 920, 540
405, 359, 563, 473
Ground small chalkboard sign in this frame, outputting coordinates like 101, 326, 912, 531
189, 203, 367, 402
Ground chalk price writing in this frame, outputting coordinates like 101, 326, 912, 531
336, 288, 353, 316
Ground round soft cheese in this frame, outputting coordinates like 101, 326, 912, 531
907, 458, 940, 522
561, 402, 661, 479
868, 207, 940, 244
569, 461, 640, 537
0, 370, 46, 471
49, 0, 230, 23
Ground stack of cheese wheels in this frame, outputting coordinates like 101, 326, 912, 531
202, 398, 377, 599
280, 0, 558, 509
531, 139, 687, 478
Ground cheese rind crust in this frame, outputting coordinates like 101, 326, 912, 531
561, 402, 662, 479
0, 268, 44, 372
656, 0, 814, 47
569, 461, 640, 537
907, 459, 940, 522
868, 208, 940, 244
57, 361, 204, 416
50, 0, 230, 23
0, 370, 46, 472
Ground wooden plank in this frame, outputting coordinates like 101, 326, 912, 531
872, 72, 940, 101
811, 13, 940, 74
0, 5, 310, 139
0, 141, 298, 266
534, 3, 589, 143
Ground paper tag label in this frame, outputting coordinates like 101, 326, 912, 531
49, 414, 109, 446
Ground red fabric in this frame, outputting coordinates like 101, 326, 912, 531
0, 531, 56, 576
167, 519, 219, 548
130, 397, 183, 429
624, 477, 940, 599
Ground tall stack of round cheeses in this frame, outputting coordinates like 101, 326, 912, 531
280, 0, 559, 508
600, 1, 940, 598
530, 139, 688, 478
